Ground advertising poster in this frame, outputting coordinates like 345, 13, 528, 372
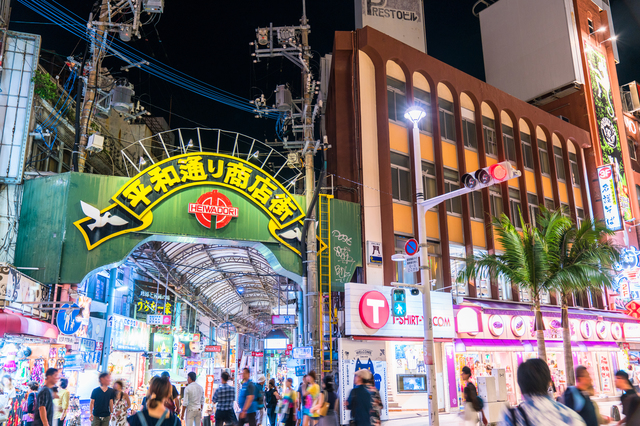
585, 42, 632, 223
205, 375, 214, 402
151, 333, 173, 370
597, 166, 623, 231
611, 247, 640, 310
600, 354, 612, 392
109, 314, 150, 352
338, 338, 388, 425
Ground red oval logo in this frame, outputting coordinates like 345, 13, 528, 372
598, 167, 612, 180
358, 291, 390, 329
188, 190, 238, 229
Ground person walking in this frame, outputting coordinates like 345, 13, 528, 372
160, 373, 180, 414
34, 369, 61, 426
615, 370, 640, 425
317, 376, 337, 426
54, 378, 69, 426
90, 373, 116, 426
460, 366, 484, 426
22, 382, 39, 426
498, 358, 585, 426
563, 367, 600, 426
346, 371, 372, 426
212, 372, 236, 426
362, 373, 381, 426
265, 380, 280, 426
280, 379, 297, 426
296, 376, 307, 426
302, 372, 320, 426
181, 372, 204, 426
256, 377, 266, 426
126, 376, 179, 426
110, 380, 131, 426
238, 368, 257, 426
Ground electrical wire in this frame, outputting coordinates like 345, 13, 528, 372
17, 0, 277, 118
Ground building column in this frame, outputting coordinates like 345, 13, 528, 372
100, 268, 118, 372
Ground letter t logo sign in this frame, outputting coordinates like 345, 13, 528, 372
367, 299, 385, 323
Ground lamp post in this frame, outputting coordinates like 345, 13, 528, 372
404, 105, 439, 426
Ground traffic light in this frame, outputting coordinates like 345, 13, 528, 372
461, 161, 520, 190
392, 288, 407, 317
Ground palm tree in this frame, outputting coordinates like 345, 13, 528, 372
458, 211, 562, 360
540, 208, 619, 386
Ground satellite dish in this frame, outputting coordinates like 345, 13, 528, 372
217, 322, 237, 342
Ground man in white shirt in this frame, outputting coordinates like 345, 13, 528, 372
181, 372, 205, 426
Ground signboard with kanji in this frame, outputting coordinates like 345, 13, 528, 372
597, 165, 623, 231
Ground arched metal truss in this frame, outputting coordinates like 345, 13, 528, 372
127, 241, 299, 335
118, 128, 305, 191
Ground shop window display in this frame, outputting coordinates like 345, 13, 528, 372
454, 352, 517, 407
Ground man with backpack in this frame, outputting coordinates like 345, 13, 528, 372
499, 358, 585, 426
238, 368, 258, 426
563, 366, 599, 426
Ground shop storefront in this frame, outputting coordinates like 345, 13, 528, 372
340, 283, 456, 421
105, 314, 150, 410
453, 301, 632, 405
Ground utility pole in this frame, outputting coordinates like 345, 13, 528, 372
250, 0, 324, 372
77, 0, 107, 172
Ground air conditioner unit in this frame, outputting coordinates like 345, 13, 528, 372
87, 134, 104, 152
143, 0, 164, 13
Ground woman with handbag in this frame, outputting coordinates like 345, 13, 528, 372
22, 382, 40, 426
266, 379, 281, 426
316, 377, 337, 426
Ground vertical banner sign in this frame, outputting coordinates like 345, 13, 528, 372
585, 43, 632, 223
597, 165, 623, 231
205, 375, 214, 402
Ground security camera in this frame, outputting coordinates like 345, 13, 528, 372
410, 288, 420, 296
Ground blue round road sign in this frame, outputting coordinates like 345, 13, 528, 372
56, 303, 82, 335
404, 238, 419, 256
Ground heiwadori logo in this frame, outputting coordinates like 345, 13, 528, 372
188, 190, 238, 229
74, 152, 305, 253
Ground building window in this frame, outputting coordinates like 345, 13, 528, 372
450, 245, 467, 298
490, 185, 503, 218
588, 18, 594, 35
538, 139, 551, 176
462, 117, 477, 149
554, 146, 566, 181
474, 248, 492, 298
502, 125, 517, 163
528, 193, 539, 228
395, 235, 417, 284
569, 152, 581, 187
509, 188, 522, 228
439, 99, 456, 142
521, 132, 534, 170
387, 77, 406, 123
577, 208, 585, 228
444, 168, 461, 214
427, 242, 444, 291
483, 117, 498, 157
422, 161, 437, 207
545, 198, 555, 211
498, 272, 512, 301
468, 191, 484, 220
414, 87, 432, 134
629, 138, 637, 161
561, 202, 570, 217
391, 152, 412, 203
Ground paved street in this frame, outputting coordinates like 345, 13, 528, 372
383, 399, 621, 425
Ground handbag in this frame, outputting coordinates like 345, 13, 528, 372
318, 391, 330, 417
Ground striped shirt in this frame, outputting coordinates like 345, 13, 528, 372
212, 383, 235, 411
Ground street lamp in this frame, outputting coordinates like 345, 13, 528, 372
404, 105, 440, 426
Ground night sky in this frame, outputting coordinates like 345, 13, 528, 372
8, 0, 640, 143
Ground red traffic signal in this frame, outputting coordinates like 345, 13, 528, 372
461, 161, 520, 189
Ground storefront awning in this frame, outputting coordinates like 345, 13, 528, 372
460, 299, 638, 323
0, 311, 58, 339
456, 338, 621, 352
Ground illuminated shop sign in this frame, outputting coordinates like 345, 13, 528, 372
586, 43, 632, 224
346, 283, 455, 338
597, 165, 623, 231
189, 190, 239, 229
108, 314, 150, 352
611, 247, 640, 312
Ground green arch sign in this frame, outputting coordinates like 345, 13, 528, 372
74, 152, 305, 255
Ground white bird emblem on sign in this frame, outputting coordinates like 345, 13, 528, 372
81, 201, 129, 230
278, 227, 302, 241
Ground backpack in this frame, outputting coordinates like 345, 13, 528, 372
476, 395, 484, 411
255, 384, 265, 409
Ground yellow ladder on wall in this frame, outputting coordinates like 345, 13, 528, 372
318, 194, 333, 373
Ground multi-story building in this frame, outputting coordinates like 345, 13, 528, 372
327, 24, 637, 412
